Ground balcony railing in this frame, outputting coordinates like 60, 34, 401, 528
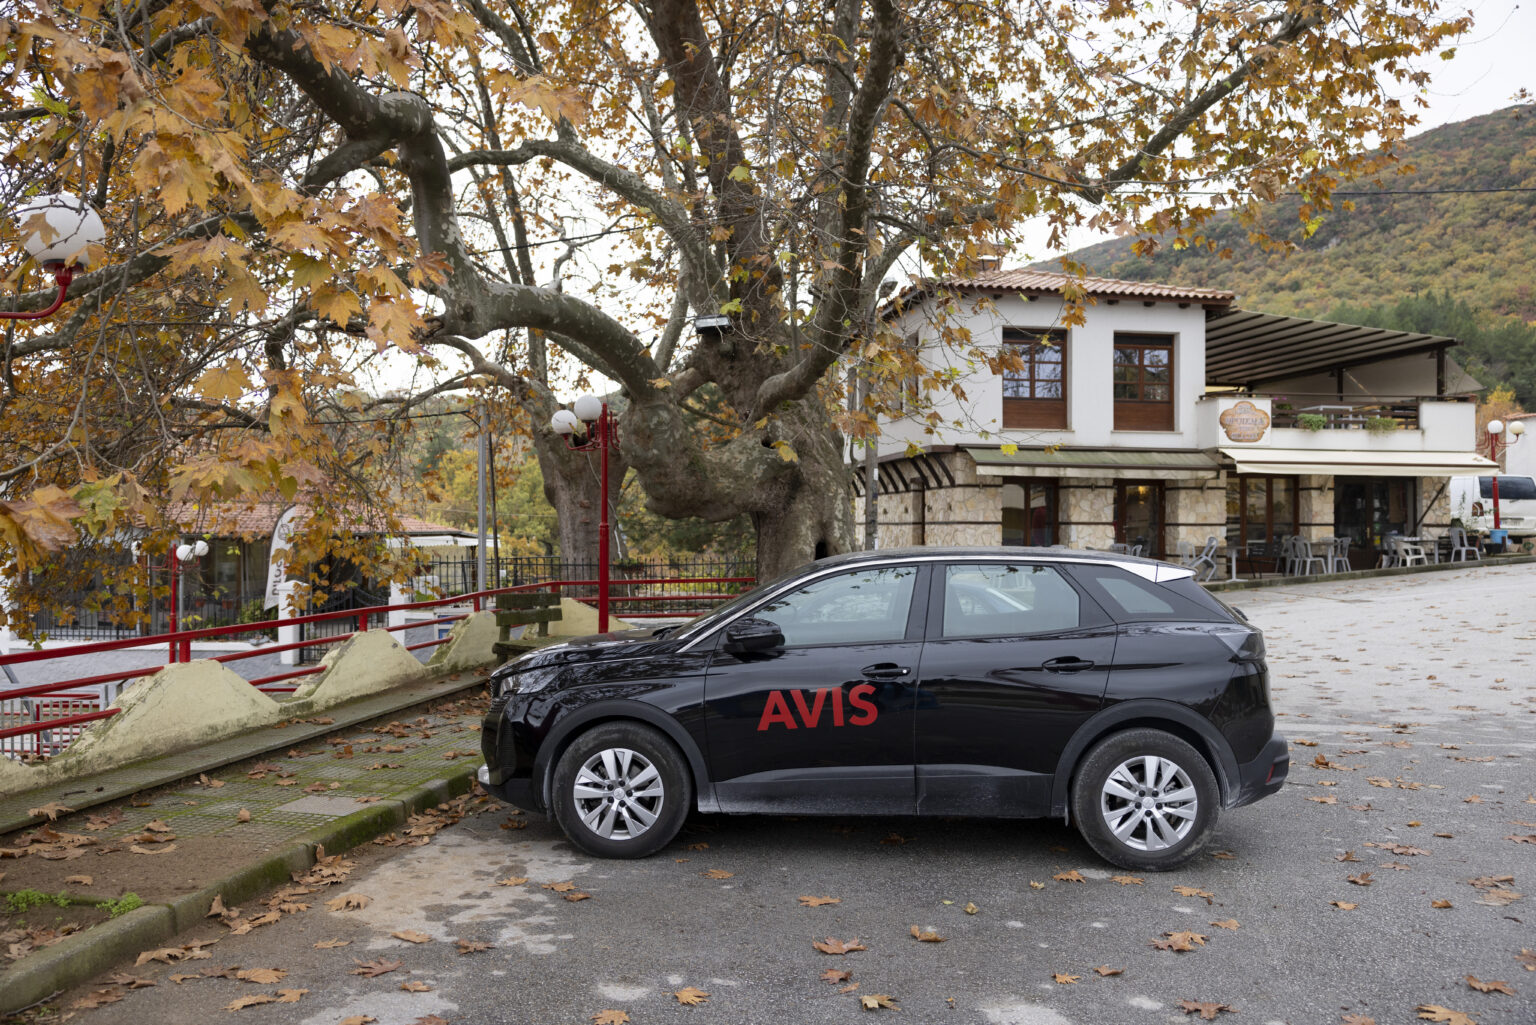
1266, 394, 1439, 431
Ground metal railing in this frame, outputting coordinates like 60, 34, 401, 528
1265, 393, 1443, 431
1, 571, 755, 763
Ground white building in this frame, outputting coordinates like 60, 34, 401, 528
857, 268, 1495, 569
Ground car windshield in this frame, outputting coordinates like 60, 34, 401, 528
670, 561, 810, 640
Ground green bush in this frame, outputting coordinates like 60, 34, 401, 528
1296, 413, 1328, 431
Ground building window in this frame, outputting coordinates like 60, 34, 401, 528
1225, 476, 1298, 563
1112, 333, 1174, 431
1001, 481, 1058, 546
1115, 480, 1165, 558
1002, 328, 1068, 429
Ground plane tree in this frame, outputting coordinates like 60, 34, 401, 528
0, 0, 1470, 587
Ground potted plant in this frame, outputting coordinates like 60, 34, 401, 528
1364, 415, 1398, 434
1296, 412, 1327, 431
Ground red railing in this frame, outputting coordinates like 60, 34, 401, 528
0, 574, 754, 762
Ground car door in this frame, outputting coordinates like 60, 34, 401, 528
701, 562, 928, 815
914, 560, 1116, 815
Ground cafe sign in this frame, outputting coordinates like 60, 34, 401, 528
1219, 399, 1271, 444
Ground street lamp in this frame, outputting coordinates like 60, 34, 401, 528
1484, 419, 1526, 537
134, 539, 209, 662
549, 395, 618, 632
3, 193, 106, 321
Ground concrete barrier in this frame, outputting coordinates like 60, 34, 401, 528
286, 629, 427, 712
427, 610, 500, 672
0, 625, 496, 800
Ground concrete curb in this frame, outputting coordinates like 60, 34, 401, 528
1203, 553, 1535, 592
0, 760, 481, 1014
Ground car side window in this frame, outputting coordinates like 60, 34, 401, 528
1069, 564, 1224, 622
941, 563, 1081, 638
754, 565, 918, 647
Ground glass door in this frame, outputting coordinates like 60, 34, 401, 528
1115, 481, 1165, 558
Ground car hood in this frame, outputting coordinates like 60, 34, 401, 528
499, 628, 685, 673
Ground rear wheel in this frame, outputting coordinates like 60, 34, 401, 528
1071, 729, 1219, 871
550, 722, 691, 859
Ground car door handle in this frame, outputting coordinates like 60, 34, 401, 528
1041, 656, 1095, 673
861, 663, 912, 680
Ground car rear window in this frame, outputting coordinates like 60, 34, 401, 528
1067, 564, 1230, 623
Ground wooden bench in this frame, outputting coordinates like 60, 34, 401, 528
492, 591, 563, 664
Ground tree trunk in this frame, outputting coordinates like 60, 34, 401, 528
534, 434, 628, 577
747, 412, 855, 580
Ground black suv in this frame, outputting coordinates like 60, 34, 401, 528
479, 548, 1287, 870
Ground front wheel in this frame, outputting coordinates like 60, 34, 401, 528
1071, 729, 1219, 871
550, 722, 691, 859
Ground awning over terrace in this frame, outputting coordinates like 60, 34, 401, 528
1204, 309, 1458, 387
1220, 448, 1497, 477
966, 446, 1220, 480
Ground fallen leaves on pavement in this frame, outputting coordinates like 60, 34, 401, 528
1464, 975, 1515, 995
699, 868, 733, 879
591, 1012, 630, 1024
1416, 1006, 1477, 1025
1210, 919, 1240, 930
859, 993, 898, 1010
224, 994, 274, 1011
28, 802, 74, 821
1110, 875, 1144, 885
1095, 965, 1123, 976
401, 980, 433, 992
822, 969, 852, 984
496, 875, 528, 886
813, 937, 867, 955
326, 893, 372, 911
456, 939, 492, 954
1152, 931, 1208, 952
909, 925, 945, 943
235, 968, 286, 984
1053, 870, 1085, 883
799, 895, 841, 907
350, 958, 403, 977
673, 986, 709, 1005
392, 930, 431, 944
1179, 999, 1237, 1020
314, 939, 351, 949
1053, 973, 1080, 984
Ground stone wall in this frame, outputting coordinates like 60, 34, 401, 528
1166, 479, 1227, 549
1298, 475, 1335, 540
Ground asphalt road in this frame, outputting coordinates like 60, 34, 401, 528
52, 564, 1536, 1025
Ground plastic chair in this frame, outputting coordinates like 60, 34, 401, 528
1393, 536, 1427, 567
1377, 532, 1400, 569
1448, 526, 1480, 562
1190, 536, 1219, 581
1329, 536, 1350, 573
1293, 537, 1327, 575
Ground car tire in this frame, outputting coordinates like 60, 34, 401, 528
1071, 728, 1219, 871
550, 722, 691, 859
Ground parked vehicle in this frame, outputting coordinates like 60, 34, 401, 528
479, 547, 1287, 870
1449, 474, 1536, 539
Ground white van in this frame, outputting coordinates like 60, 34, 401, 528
1448, 474, 1536, 539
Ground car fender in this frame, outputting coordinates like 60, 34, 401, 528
532, 699, 718, 813
1050, 698, 1240, 819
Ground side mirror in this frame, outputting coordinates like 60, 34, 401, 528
723, 617, 784, 654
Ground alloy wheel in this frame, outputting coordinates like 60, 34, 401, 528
570, 746, 665, 840
1098, 754, 1199, 852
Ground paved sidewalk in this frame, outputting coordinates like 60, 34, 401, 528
0, 668, 494, 1014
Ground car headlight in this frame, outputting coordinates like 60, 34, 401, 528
499, 666, 562, 698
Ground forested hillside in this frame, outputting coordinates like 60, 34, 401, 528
1059, 105, 1536, 403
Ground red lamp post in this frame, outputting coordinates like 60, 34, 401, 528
1484, 418, 1526, 535
551, 395, 618, 633
142, 539, 208, 662
3, 193, 105, 321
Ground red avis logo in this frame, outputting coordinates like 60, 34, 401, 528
756, 685, 878, 731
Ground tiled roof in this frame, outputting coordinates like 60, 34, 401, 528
167, 500, 472, 540
890, 267, 1235, 310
